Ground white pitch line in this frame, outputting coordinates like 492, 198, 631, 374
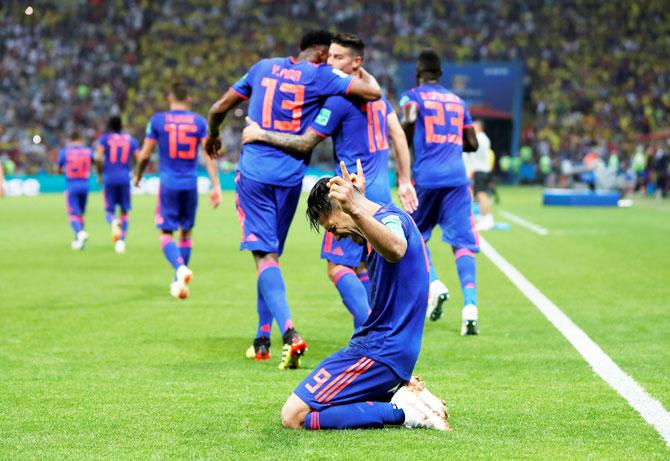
479, 236, 670, 447
498, 210, 549, 235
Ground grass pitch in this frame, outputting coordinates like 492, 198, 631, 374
1, 187, 669, 459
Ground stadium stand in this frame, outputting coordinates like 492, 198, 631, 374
1, 0, 668, 189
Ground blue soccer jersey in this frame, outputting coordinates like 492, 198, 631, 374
231, 57, 354, 186
145, 110, 208, 190
309, 95, 394, 204
399, 83, 474, 188
98, 132, 139, 185
57, 145, 94, 189
349, 204, 430, 380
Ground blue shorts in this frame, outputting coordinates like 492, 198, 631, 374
411, 184, 479, 252
294, 347, 402, 411
321, 231, 367, 267
103, 183, 131, 213
155, 186, 198, 232
65, 187, 88, 216
234, 173, 301, 255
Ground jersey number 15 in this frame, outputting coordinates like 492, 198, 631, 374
164, 123, 198, 159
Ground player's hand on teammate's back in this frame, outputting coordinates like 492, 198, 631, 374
241, 117, 263, 145
209, 186, 222, 208
328, 161, 365, 216
205, 135, 222, 159
398, 181, 419, 213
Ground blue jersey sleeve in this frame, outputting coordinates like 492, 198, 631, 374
89, 148, 95, 162
308, 97, 349, 138
230, 62, 259, 100
131, 137, 139, 152
57, 149, 66, 168
398, 90, 418, 110
196, 115, 208, 141
315, 66, 354, 97
97, 134, 107, 150
145, 114, 161, 140
463, 102, 474, 128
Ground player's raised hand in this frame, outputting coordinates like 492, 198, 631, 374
328, 161, 362, 216
398, 180, 419, 213
241, 117, 264, 145
209, 186, 222, 209
205, 134, 222, 159
349, 158, 366, 195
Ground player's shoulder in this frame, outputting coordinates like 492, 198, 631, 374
398, 87, 419, 107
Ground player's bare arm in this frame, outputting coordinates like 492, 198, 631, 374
463, 126, 478, 152
329, 163, 407, 263
95, 145, 105, 184
134, 138, 155, 186
241, 117, 323, 156
206, 89, 246, 158
400, 102, 417, 148
201, 139, 222, 208
387, 112, 419, 213
346, 67, 382, 101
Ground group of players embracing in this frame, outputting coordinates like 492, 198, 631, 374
62, 29, 481, 431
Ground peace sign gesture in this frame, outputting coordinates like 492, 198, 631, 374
327, 160, 365, 216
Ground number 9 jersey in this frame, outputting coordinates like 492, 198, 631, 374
231, 57, 354, 187
399, 84, 474, 188
145, 110, 208, 190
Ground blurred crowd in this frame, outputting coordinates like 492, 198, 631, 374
1, 0, 669, 188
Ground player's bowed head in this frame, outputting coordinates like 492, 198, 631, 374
307, 161, 407, 263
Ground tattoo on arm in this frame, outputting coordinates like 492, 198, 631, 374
259, 130, 323, 156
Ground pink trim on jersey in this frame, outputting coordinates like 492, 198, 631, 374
178, 239, 192, 248
260, 323, 271, 333
289, 56, 298, 64
402, 100, 420, 108
257, 261, 279, 277
160, 234, 173, 250
332, 268, 355, 285
463, 124, 474, 129
454, 248, 475, 260
357, 272, 369, 282
344, 78, 355, 96
229, 87, 249, 100
120, 214, 129, 222
323, 231, 334, 253
308, 126, 328, 139
235, 191, 247, 242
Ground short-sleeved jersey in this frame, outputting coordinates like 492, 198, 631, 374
309, 95, 394, 204
349, 204, 430, 380
145, 110, 208, 190
57, 145, 94, 188
231, 57, 354, 186
399, 83, 474, 188
97, 132, 139, 185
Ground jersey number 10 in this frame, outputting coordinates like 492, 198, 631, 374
164, 123, 198, 159
366, 100, 389, 153
424, 101, 464, 145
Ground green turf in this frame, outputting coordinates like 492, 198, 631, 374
1, 189, 668, 459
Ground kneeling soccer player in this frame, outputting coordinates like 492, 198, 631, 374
281, 163, 448, 431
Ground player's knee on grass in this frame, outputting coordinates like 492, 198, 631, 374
281, 393, 311, 429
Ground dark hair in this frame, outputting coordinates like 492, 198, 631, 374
416, 49, 442, 79
108, 116, 122, 132
300, 29, 333, 51
170, 80, 189, 101
332, 32, 365, 58
70, 131, 81, 141
306, 177, 333, 232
